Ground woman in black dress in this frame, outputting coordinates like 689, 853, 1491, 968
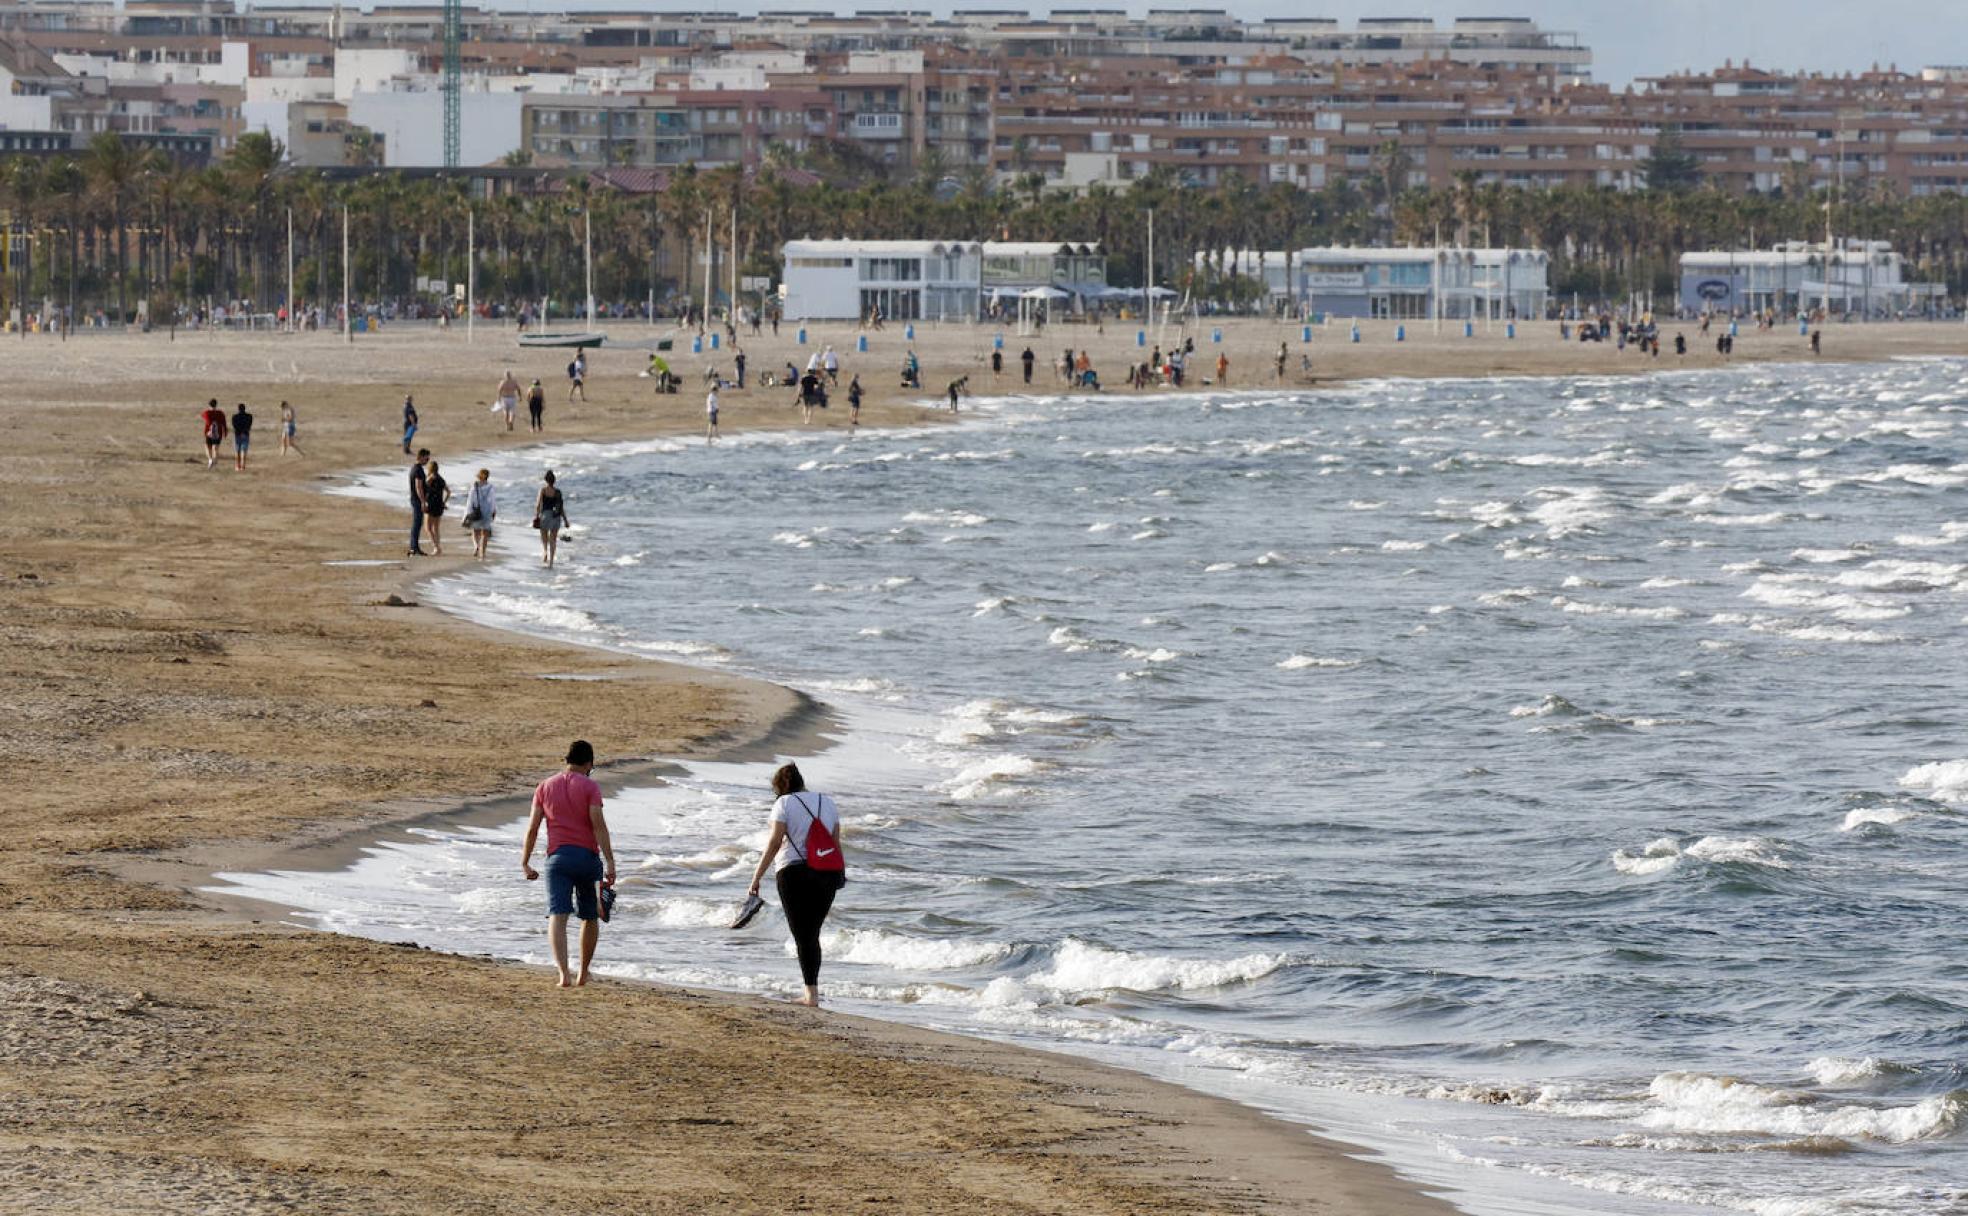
422, 459, 450, 556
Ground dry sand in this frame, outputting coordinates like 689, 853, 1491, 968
3, 315, 1963, 1214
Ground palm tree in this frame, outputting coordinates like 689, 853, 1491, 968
83, 132, 140, 320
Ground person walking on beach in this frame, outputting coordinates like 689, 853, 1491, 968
706, 385, 720, 444
1020, 345, 1035, 385
495, 370, 521, 432
744, 762, 843, 1008
520, 740, 615, 988
567, 353, 586, 403
464, 468, 496, 560
734, 349, 747, 390
200, 398, 228, 469
534, 469, 568, 568
946, 376, 967, 412
1215, 351, 1230, 385
401, 394, 419, 455
230, 402, 253, 472
991, 348, 1003, 379
422, 459, 450, 556
1276, 342, 1288, 382
847, 374, 862, 429
278, 400, 302, 457
407, 448, 430, 556
823, 344, 839, 386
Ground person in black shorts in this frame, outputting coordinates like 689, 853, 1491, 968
422, 458, 450, 556
527, 379, 546, 432
230, 402, 253, 471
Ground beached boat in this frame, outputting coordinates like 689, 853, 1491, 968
517, 331, 606, 349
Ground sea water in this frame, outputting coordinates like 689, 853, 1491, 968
219, 359, 1968, 1216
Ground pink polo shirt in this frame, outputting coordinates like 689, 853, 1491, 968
535, 770, 603, 855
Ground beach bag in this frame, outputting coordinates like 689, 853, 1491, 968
789, 794, 846, 890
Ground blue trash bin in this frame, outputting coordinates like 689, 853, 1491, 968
709, 332, 720, 350
1507, 321, 1517, 339
691, 336, 703, 354
797, 327, 807, 345
1301, 325, 1312, 342
856, 334, 868, 353
1350, 324, 1361, 343
994, 332, 1004, 349
904, 323, 915, 341
1464, 321, 1475, 338
1136, 330, 1146, 347
1212, 327, 1223, 344
1396, 324, 1406, 342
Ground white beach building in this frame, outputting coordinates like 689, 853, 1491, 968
780, 240, 1107, 321
780, 240, 983, 322
1679, 241, 1945, 317
1202, 247, 1550, 321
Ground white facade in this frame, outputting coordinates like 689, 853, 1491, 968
1206, 247, 1550, 320
334, 48, 418, 102
1679, 240, 1945, 316
782, 239, 983, 321
347, 88, 524, 167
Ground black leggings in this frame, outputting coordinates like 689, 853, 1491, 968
776, 863, 838, 986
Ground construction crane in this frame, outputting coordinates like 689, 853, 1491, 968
441, 0, 461, 168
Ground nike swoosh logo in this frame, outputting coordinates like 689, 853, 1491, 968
815, 848, 836, 857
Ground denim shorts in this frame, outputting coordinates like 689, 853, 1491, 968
544, 845, 603, 920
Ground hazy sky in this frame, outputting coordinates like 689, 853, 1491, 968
539, 1, 1968, 88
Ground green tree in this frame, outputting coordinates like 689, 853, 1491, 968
1642, 125, 1702, 194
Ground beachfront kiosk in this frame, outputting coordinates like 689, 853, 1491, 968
1202, 247, 1550, 321
1678, 240, 1945, 318
780, 239, 1106, 322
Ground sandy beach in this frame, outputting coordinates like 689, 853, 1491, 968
5, 315, 1966, 1214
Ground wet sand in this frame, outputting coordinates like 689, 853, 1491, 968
4, 316, 1963, 1214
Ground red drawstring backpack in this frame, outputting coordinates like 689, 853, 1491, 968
790, 794, 847, 889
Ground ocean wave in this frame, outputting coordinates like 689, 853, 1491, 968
940, 754, 1044, 800
1808, 1056, 1920, 1087
1839, 806, 1920, 832
1639, 1072, 1964, 1144
1898, 759, 1968, 804
1026, 939, 1292, 996
1612, 835, 1793, 876
1278, 654, 1359, 670
816, 927, 1017, 972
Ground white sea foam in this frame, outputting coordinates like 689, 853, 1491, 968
817, 927, 1016, 972
1612, 835, 1792, 874
1809, 1056, 1919, 1087
940, 755, 1043, 800
1640, 1072, 1964, 1143
1381, 539, 1429, 552
1278, 654, 1358, 670
1898, 759, 1968, 803
1027, 939, 1290, 995
1839, 806, 1919, 831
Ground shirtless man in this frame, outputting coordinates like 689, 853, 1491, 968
495, 370, 521, 432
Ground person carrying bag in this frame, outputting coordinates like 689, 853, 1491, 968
743, 763, 845, 1007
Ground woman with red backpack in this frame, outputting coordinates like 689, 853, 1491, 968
745, 763, 845, 1007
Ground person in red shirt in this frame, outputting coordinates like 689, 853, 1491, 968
520, 740, 616, 987
199, 398, 228, 469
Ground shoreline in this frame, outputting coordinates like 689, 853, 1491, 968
12, 322, 1968, 1214
186, 412, 1469, 1214
1, 326, 1469, 1215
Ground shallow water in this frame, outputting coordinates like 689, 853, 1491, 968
222, 360, 1968, 1215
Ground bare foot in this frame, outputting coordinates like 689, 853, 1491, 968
574, 971, 591, 987
556, 971, 573, 988
794, 995, 820, 1008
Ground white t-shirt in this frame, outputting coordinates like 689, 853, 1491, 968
770, 791, 840, 872
706, 390, 719, 415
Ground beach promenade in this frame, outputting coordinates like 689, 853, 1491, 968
3, 317, 1964, 1213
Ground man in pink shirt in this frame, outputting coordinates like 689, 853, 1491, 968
521, 740, 616, 987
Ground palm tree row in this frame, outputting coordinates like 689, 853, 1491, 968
6, 134, 1968, 324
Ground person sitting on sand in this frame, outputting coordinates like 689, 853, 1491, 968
521, 740, 615, 988
745, 762, 843, 1008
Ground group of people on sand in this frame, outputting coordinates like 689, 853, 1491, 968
524, 745, 845, 1006
199, 398, 299, 470
406, 448, 568, 565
